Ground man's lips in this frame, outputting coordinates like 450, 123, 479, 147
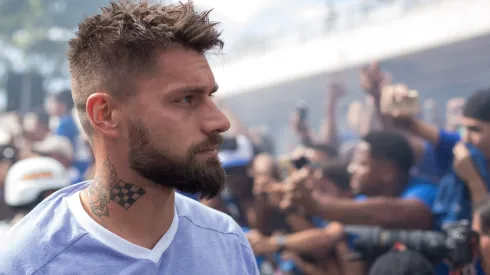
196, 146, 219, 157
199, 146, 219, 152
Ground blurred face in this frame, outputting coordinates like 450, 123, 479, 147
23, 113, 49, 142
250, 154, 280, 180
348, 142, 387, 196
472, 213, 490, 273
46, 97, 64, 117
460, 117, 490, 157
121, 48, 230, 199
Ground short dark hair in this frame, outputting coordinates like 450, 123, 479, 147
53, 89, 75, 111
307, 142, 339, 158
321, 160, 351, 191
68, 1, 224, 136
463, 88, 490, 122
369, 250, 435, 275
362, 131, 414, 176
474, 197, 490, 233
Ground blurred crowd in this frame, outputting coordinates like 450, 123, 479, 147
0, 89, 93, 233
1, 61, 490, 275
210, 62, 490, 275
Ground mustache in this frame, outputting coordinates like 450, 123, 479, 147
189, 134, 223, 155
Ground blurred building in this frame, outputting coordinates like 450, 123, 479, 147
214, 0, 490, 154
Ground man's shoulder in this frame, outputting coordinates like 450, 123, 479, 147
175, 193, 246, 243
174, 193, 257, 273
437, 129, 461, 148
0, 183, 88, 274
400, 177, 439, 209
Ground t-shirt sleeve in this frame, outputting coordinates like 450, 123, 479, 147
415, 141, 441, 179
434, 129, 461, 174
401, 183, 438, 209
241, 242, 260, 275
235, 224, 260, 274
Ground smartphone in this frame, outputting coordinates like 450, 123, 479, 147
292, 156, 310, 170
297, 101, 308, 121
383, 87, 420, 116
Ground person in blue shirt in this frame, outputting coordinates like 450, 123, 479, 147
47, 89, 91, 183
0, 2, 258, 274
285, 131, 438, 230
387, 89, 490, 228
47, 89, 79, 147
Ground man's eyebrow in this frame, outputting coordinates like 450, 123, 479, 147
467, 125, 481, 130
174, 84, 219, 94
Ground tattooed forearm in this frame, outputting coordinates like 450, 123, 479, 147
88, 158, 146, 217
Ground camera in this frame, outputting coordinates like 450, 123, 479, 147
344, 220, 476, 270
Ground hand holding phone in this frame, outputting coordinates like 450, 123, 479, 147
291, 156, 310, 170
381, 84, 420, 119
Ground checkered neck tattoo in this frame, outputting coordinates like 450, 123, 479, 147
88, 158, 147, 217
110, 181, 146, 210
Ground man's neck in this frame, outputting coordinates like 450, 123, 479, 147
79, 157, 175, 249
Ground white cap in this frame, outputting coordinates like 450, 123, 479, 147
219, 134, 254, 168
32, 135, 74, 161
5, 157, 70, 207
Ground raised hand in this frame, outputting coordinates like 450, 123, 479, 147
453, 142, 480, 183
280, 168, 317, 215
327, 81, 347, 103
380, 83, 420, 120
360, 61, 391, 96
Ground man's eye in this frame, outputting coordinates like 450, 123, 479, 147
180, 95, 193, 104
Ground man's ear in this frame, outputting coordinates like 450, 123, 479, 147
86, 93, 122, 139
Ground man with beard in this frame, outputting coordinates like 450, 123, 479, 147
0, 2, 259, 275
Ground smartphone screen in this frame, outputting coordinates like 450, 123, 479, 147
292, 156, 310, 170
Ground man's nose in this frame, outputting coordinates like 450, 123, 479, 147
202, 101, 231, 134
